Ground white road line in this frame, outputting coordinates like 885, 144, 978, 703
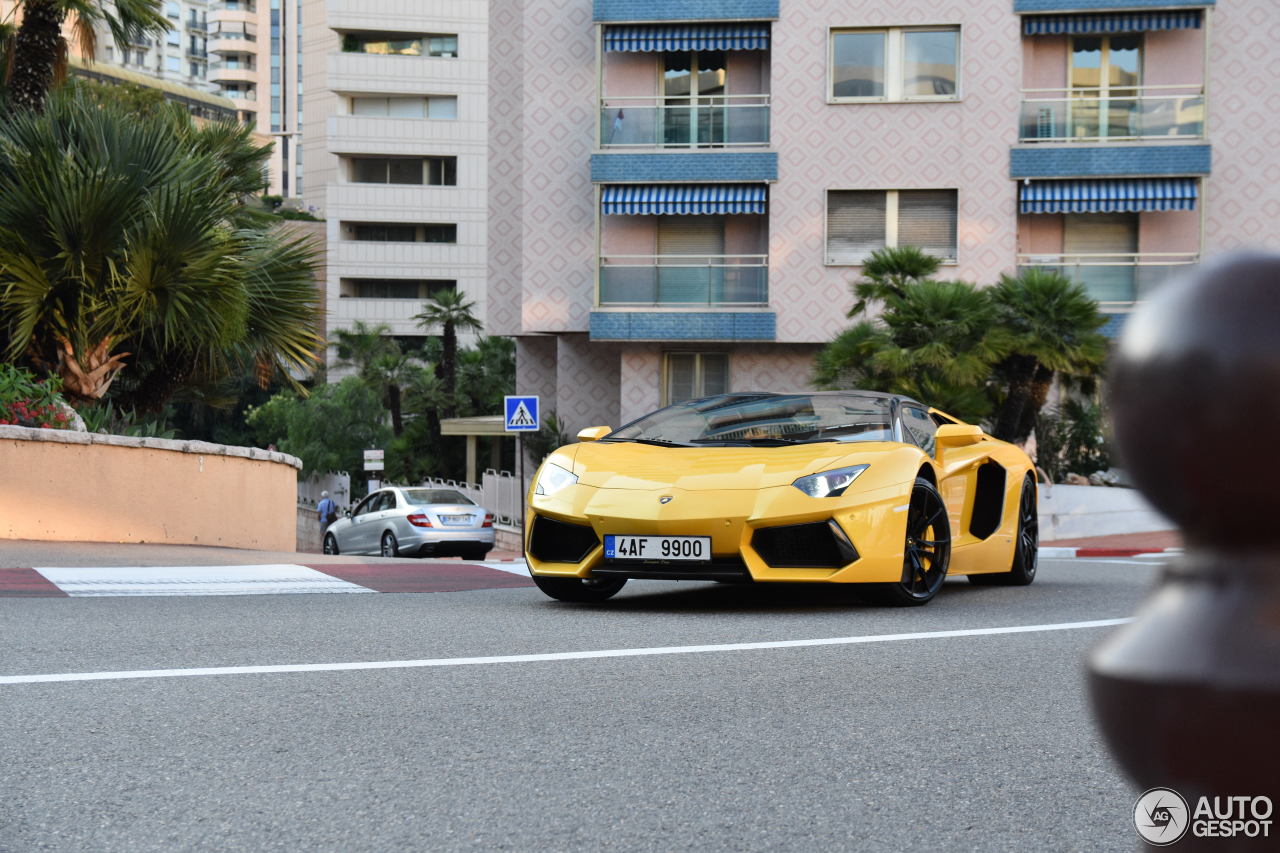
0, 618, 1133, 685
475, 560, 530, 576
1078, 559, 1166, 565
33, 565, 374, 597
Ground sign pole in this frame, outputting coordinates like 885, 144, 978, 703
518, 434, 525, 535
503, 395, 540, 543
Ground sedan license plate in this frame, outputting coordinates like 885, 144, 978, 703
440, 514, 472, 525
605, 535, 710, 562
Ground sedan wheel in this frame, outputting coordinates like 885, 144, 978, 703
969, 473, 1038, 586
532, 573, 627, 603
381, 531, 399, 558
869, 477, 951, 606
323, 533, 339, 555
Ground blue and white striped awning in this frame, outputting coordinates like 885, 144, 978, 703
1023, 10, 1202, 35
1019, 179, 1198, 214
601, 184, 767, 215
603, 24, 770, 52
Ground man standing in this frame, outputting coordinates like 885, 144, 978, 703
317, 491, 338, 545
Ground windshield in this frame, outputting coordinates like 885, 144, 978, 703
402, 489, 475, 506
608, 394, 898, 446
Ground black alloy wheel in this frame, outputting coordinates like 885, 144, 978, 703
870, 477, 952, 606
323, 533, 339, 555
969, 473, 1039, 586
381, 531, 399, 558
531, 573, 627, 603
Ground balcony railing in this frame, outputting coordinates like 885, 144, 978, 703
1020, 85, 1205, 143
600, 95, 770, 149
1017, 252, 1199, 308
599, 255, 768, 305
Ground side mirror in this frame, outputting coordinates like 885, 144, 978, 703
344, 508, 352, 518
577, 426, 612, 442
935, 423, 984, 448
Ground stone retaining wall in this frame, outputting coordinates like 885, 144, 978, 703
0, 425, 301, 551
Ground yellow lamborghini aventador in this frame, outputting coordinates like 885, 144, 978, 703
525, 392, 1038, 606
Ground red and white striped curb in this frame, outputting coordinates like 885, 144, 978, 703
1038, 546, 1181, 559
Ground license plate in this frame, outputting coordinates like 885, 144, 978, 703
440, 514, 472, 525
604, 535, 710, 562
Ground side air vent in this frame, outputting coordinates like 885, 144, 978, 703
528, 515, 600, 563
969, 461, 1007, 540
751, 520, 859, 569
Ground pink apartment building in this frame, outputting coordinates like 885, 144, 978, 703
488, 0, 1280, 436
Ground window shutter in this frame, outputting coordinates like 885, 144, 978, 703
897, 190, 957, 260
388, 97, 426, 118
827, 191, 886, 263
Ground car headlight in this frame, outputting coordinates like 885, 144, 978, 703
534, 461, 578, 496
792, 464, 869, 498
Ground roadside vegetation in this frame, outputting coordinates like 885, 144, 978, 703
815, 246, 1111, 479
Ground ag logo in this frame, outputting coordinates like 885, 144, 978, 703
1134, 787, 1190, 846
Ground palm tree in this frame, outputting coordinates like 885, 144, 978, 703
847, 245, 942, 317
332, 321, 421, 436
413, 289, 482, 418
815, 278, 1008, 423
987, 268, 1109, 444
4, 0, 168, 111
0, 89, 321, 407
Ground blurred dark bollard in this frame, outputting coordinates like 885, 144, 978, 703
1093, 253, 1280, 830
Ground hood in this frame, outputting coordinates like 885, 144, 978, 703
568, 440, 905, 491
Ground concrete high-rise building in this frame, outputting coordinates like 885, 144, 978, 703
210, 0, 304, 197
301, 0, 489, 361
489, 0, 1280, 434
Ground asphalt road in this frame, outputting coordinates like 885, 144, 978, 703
0, 556, 1160, 852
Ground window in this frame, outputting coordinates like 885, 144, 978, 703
663, 353, 728, 405
349, 96, 456, 119
349, 157, 456, 186
831, 27, 959, 101
353, 224, 419, 242
422, 224, 457, 243
167, 30, 181, 47
341, 33, 457, 57
901, 406, 938, 456
826, 189, 957, 264
166, 56, 181, 72
341, 279, 457, 299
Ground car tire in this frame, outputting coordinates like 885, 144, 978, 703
867, 477, 952, 606
380, 531, 399, 558
531, 573, 627, 603
969, 473, 1038, 587
323, 533, 339, 555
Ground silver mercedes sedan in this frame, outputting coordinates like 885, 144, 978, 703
322, 486, 496, 559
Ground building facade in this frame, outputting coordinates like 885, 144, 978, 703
209, 0, 305, 196
490, 0, 1280, 436
301, 0, 489, 361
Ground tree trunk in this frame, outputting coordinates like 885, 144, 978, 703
388, 383, 403, 437
1013, 365, 1056, 444
991, 355, 1037, 443
441, 322, 457, 418
9, 0, 65, 112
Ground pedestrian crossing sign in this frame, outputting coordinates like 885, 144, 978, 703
504, 395, 540, 432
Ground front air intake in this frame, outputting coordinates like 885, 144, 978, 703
751, 520, 859, 568
527, 515, 600, 563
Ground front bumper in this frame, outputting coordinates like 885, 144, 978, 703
526, 482, 911, 583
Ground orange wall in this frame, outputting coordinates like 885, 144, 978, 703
0, 428, 299, 551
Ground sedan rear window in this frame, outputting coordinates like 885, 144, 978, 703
403, 489, 475, 506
